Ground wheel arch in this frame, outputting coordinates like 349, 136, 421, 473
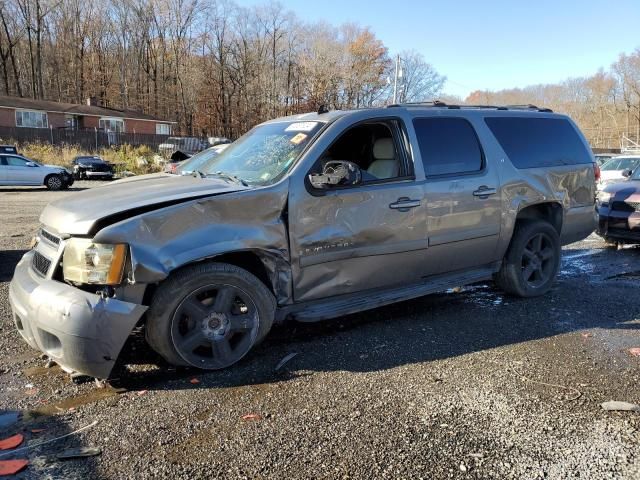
141, 248, 291, 309
515, 202, 563, 234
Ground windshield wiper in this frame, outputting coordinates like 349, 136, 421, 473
205, 171, 248, 186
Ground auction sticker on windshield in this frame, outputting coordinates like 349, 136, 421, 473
290, 133, 307, 145
285, 122, 319, 132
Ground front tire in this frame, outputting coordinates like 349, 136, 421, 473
44, 174, 63, 191
495, 220, 561, 297
145, 262, 275, 370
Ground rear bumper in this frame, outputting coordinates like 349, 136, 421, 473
9, 251, 147, 378
560, 205, 598, 245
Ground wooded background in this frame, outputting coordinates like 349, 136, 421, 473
0, 0, 444, 138
0, 0, 639, 148
464, 51, 640, 150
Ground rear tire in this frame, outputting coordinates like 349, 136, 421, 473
44, 174, 63, 191
145, 262, 275, 369
495, 220, 561, 297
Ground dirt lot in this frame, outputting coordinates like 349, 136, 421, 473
1, 182, 639, 479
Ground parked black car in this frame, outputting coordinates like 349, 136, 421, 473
72, 156, 114, 180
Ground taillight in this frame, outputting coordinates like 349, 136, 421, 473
593, 162, 600, 182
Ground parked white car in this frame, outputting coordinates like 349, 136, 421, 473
597, 155, 640, 190
0, 153, 74, 190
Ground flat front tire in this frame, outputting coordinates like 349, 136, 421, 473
495, 220, 561, 297
145, 262, 275, 370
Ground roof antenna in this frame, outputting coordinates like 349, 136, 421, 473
317, 104, 329, 114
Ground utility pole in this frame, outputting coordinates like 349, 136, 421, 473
392, 55, 403, 104
393, 55, 399, 104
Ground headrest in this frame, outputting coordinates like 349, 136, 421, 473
373, 138, 395, 160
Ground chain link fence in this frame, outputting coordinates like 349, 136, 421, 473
0, 126, 173, 152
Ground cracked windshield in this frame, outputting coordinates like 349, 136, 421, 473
198, 121, 323, 185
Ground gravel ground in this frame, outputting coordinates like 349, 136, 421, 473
0, 182, 639, 479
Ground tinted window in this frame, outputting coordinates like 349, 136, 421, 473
485, 117, 591, 168
413, 117, 483, 176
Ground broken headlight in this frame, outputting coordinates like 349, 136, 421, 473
597, 190, 613, 206
62, 238, 127, 285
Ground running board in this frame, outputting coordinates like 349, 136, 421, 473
277, 263, 499, 323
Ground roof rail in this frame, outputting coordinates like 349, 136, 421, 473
386, 101, 553, 113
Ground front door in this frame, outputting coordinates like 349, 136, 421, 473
3, 155, 40, 185
288, 118, 428, 302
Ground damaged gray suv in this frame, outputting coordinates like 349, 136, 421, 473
9, 103, 597, 379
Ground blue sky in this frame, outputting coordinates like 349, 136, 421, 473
234, 0, 640, 98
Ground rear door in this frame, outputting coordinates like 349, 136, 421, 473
0, 156, 7, 183
411, 116, 502, 273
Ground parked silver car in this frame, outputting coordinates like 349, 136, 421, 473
9, 103, 597, 378
0, 153, 73, 190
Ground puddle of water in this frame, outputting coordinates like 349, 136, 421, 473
0, 411, 21, 429
446, 284, 504, 308
32, 387, 122, 416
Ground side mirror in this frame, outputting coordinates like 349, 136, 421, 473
622, 169, 632, 178
25, 162, 37, 167
308, 160, 362, 189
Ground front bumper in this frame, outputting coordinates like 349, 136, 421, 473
596, 206, 640, 243
85, 171, 113, 178
9, 251, 147, 378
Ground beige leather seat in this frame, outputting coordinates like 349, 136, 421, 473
367, 138, 399, 179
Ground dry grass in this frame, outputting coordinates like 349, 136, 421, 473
12, 142, 163, 175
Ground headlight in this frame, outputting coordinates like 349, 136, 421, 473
63, 238, 127, 285
597, 191, 613, 205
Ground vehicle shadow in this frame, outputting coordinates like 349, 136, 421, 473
0, 186, 88, 193
0, 250, 27, 282
0, 409, 100, 479
114, 245, 640, 393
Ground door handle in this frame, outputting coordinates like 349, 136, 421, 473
389, 197, 421, 210
473, 186, 497, 197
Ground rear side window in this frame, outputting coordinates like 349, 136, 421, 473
485, 117, 591, 168
413, 117, 483, 176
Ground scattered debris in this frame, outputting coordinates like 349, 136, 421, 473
94, 379, 108, 389
0, 412, 20, 429
0, 421, 98, 459
30, 429, 44, 434
601, 401, 640, 412
0, 434, 24, 451
581, 333, 593, 338
24, 388, 38, 396
55, 447, 102, 460
241, 413, 262, 421
459, 462, 468, 472
189, 378, 200, 385
44, 359, 56, 369
136, 390, 148, 396
628, 347, 640, 357
275, 352, 298, 371
0, 459, 28, 476
70, 373, 93, 385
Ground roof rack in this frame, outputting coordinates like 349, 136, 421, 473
386, 101, 553, 113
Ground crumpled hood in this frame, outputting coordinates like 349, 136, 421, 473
41, 173, 246, 235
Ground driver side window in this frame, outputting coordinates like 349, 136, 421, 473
311, 120, 410, 187
5, 156, 29, 166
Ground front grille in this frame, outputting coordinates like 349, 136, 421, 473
626, 201, 640, 211
31, 251, 52, 277
611, 201, 637, 213
39, 228, 60, 246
